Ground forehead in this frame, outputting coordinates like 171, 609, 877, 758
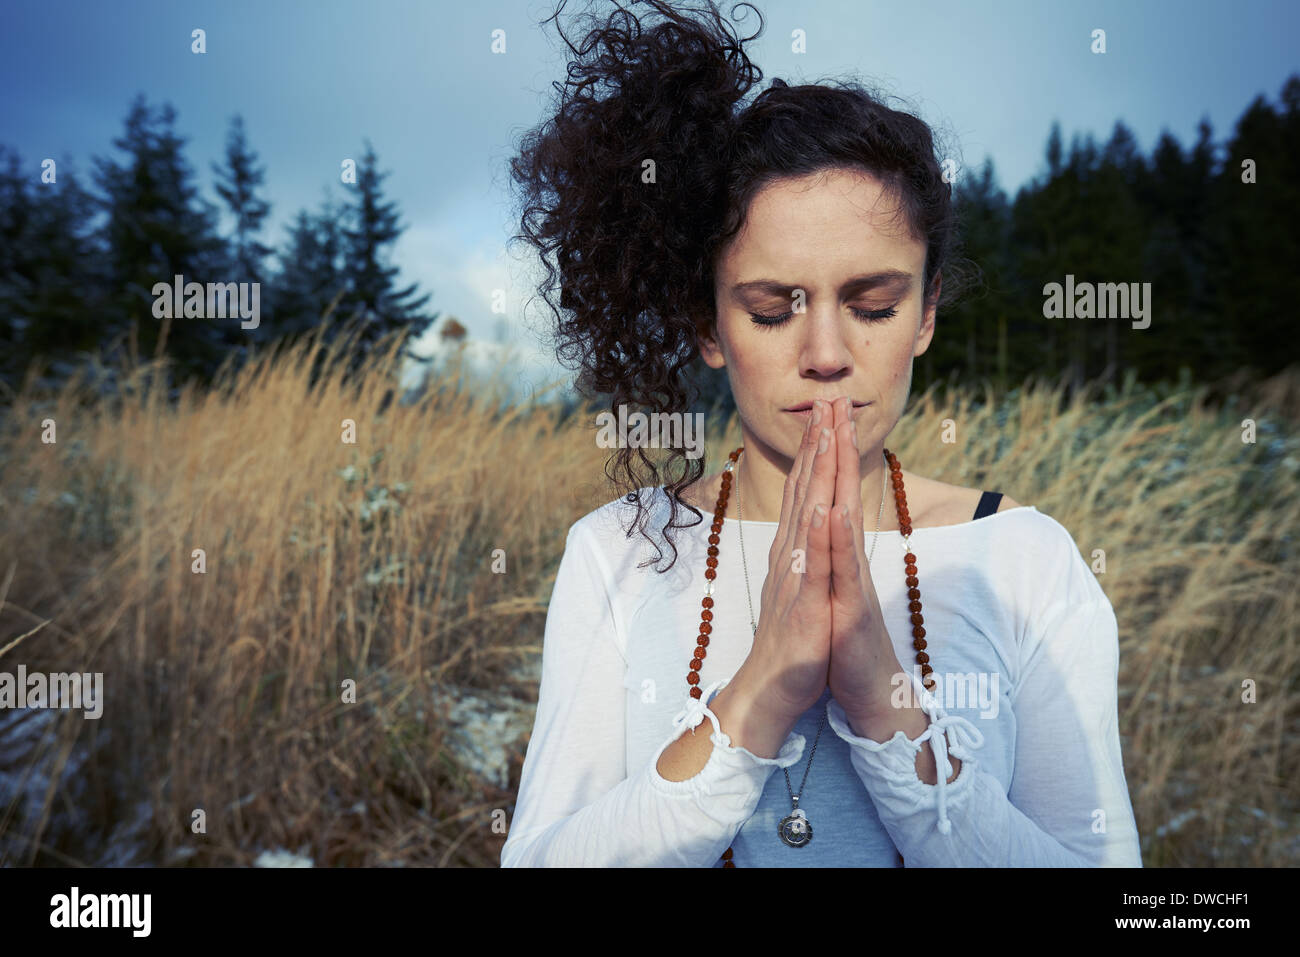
718, 168, 923, 276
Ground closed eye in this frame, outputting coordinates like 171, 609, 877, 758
749, 306, 898, 328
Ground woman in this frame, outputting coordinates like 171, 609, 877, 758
500, 0, 1142, 867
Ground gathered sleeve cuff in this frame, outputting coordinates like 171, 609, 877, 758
647, 678, 806, 799
826, 668, 985, 836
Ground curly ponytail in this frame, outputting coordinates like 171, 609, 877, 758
508, 0, 968, 573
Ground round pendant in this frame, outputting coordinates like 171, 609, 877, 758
778, 808, 813, 847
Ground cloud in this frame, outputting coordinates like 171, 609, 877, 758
390, 223, 573, 401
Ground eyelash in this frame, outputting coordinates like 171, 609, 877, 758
748, 306, 898, 328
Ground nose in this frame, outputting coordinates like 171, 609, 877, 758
798, 303, 854, 379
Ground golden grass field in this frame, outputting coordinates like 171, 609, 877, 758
0, 327, 1296, 867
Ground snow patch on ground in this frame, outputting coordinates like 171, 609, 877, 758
428, 659, 541, 790
253, 846, 315, 867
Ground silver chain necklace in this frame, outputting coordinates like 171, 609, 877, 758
734, 445, 888, 848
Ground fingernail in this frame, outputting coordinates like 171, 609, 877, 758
818, 428, 829, 454
812, 504, 825, 527
842, 506, 852, 529
850, 426, 858, 449
812, 401, 822, 424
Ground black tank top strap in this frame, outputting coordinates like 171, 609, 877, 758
972, 490, 1003, 520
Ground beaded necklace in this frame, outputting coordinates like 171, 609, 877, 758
690, 445, 931, 868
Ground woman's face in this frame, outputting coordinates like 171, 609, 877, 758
699, 167, 938, 461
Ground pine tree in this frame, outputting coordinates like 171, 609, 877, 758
1210, 79, 1299, 376
337, 140, 435, 374
92, 95, 230, 386
950, 158, 1014, 391
0, 147, 105, 392
269, 191, 348, 346
211, 115, 272, 286
1090, 120, 1146, 384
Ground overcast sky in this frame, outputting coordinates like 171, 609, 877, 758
3, 0, 1296, 399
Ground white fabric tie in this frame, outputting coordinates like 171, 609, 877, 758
671, 678, 730, 739
913, 682, 986, 835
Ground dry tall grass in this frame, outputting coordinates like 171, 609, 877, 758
0, 329, 1296, 867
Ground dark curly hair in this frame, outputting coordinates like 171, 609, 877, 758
508, 0, 970, 572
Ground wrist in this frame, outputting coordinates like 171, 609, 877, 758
846, 704, 926, 742
726, 665, 808, 727
845, 707, 962, 785
710, 676, 797, 759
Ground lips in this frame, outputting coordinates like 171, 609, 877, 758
784, 400, 869, 412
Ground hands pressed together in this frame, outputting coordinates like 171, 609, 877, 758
740, 396, 912, 733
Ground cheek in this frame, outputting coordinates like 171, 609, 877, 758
721, 329, 768, 379
875, 338, 916, 401
867, 335, 913, 382
892, 349, 912, 380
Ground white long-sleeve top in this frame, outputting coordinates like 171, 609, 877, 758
500, 484, 1143, 867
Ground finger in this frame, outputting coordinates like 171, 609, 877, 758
791, 400, 824, 526
773, 406, 816, 570
794, 417, 837, 582
777, 404, 815, 543
830, 489, 864, 609
833, 396, 865, 548
823, 397, 864, 605
804, 500, 831, 591
784, 400, 825, 575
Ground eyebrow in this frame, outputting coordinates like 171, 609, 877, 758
730, 269, 913, 298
